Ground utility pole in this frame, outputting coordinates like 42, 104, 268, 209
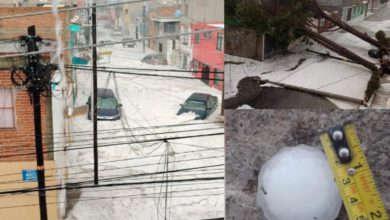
26, 25, 48, 220
164, 140, 169, 220
143, 3, 146, 53
11, 25, 57, 220
92, 2, 98, 185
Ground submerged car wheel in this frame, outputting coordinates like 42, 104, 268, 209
368, 49, 380, 59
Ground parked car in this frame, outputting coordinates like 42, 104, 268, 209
98, 40, 113, 47
87, 88, 122, 120
176, 93, 218, 120
122, 37, 136, 48
141, 54, 168, 65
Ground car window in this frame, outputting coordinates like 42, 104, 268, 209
97, 97, 117, 109
143, 55, 152, 61
207, 98, 213, 108
183, 101, 206, 111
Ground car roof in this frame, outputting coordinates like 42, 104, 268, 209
97, 88, 115, 97
187, 93, 213, 102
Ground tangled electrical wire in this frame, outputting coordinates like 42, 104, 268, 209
9, 26, 58, 98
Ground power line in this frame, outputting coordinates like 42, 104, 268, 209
0, 164, 224, 195
0, 29, 223, 59
67, 67, 225, 81
0, 0, 150, 20
0, 190, 223, 210
0, 154, 224, 185
0, 132, 223, 159
1, 127, 223, 151
2, 120, 223, 140
65, 65, 224, 74
27, 179, 223, 196
0, 147, 223, 181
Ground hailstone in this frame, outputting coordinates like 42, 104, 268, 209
257, 144, 342, 220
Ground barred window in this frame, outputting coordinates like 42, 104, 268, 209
0, 88, 15, 128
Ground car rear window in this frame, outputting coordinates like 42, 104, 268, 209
97, 97, 117, 109
183, 101, 206, 111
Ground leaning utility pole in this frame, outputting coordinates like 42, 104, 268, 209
10, 25, 57, 220
92, 2, 99, 185
143, 3, 146, 53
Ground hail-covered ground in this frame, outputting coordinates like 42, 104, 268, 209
226, 6, 390, 109
62, 26, 224, 220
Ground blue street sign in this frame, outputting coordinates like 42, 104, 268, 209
22, 170, 38, 182
72, 56, 89, 65
69, 24, 81, 32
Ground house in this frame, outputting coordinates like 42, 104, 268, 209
368, 0, 389, 11
191, 22, 224, 91
318, 0, 369, 22
147, 6, 181, 65
122, 1, 145, 38
0, 6, 71, 219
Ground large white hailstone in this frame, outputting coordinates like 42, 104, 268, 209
257, 144, 342, 220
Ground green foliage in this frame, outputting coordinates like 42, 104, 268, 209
231, 0, 313, 49
235, 0, 268, 33
376, 30, 386, 40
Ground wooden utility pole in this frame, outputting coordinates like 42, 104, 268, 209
303, 28, 378, 71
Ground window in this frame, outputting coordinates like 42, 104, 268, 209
195, 29, 200, 44
182, 35, 188, 46
214, 69, 222, 86
159, 43, 163, 52
164, 22, 176, 33
156, 21, 160, 33
172, 40, 176, 49
216, 32, 223, 51
192, 59, 198, 70
0, 88, 15, 128
204, 31, 212, 39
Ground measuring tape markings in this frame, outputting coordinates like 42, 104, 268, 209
320, 123, 388, 220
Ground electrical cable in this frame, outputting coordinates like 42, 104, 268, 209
65, 65, 224, 74
0, 145, 223, 176
0, 164, 224, 195
0, 190, 223, 210
65, 66, 224, 81
3, 124, 222, 150
0, 29, 223, 59
2, 120, 223, 141
0, 154, 224, 185
0, 0, 150, 20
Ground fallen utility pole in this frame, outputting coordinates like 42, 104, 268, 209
306, 49, 356, 64
303, 28, 378, 72
92, 2, 99, 185
10, 25, 57, 220
255, 78, 365, 105
305, 0, 381, 49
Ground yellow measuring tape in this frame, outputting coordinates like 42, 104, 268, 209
320, 123, 388, 220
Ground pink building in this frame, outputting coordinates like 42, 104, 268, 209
191, 22, 224, 91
